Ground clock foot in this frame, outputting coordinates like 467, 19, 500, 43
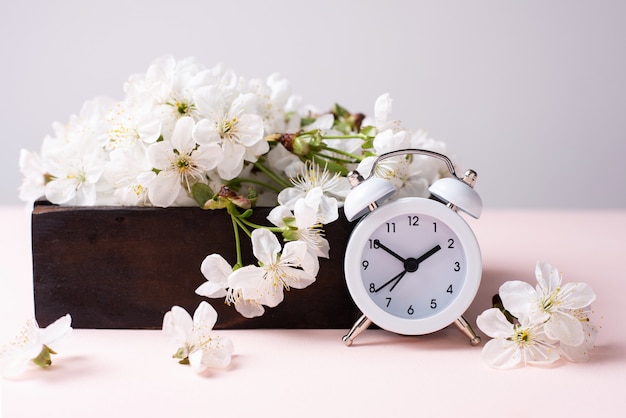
342, 314, 372, 346
453, 315, 481, 346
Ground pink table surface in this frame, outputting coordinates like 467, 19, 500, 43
1, 206, 625, 417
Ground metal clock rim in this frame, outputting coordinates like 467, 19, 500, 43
344, 197, 482, 336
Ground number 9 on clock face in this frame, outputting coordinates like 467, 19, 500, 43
344, 198, 482, 336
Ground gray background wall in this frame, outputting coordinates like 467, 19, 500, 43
2, 0, 624, 208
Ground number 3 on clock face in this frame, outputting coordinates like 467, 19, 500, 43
344, 198, 482, 336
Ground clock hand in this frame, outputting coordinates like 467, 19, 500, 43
374, 245, 442, 293
414, 245, 442, 264
374, 269, 408, 293
373, 239, 406, 262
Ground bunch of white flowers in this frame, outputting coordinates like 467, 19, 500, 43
19, 55, 455, 319
476, 261, 598, 369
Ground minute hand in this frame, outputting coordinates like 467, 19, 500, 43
374, 270, 408, 293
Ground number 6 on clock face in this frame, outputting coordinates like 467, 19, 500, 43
344, 198, 482, 336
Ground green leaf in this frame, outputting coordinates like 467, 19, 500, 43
332, 103, 350, 118
360, 125, 377, 138
332, 120, 351, 135
311, 155, 348, 175
300, 116, 317, 127
361, 139, 374, 150
192, 183, 214, 208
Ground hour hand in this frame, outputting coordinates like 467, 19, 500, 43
373, 239, 406, 263
414, 245, 442, 264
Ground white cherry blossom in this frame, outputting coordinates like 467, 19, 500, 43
124, 55, 214, 140
147, 116, 222, 207
195, 254, 265, 318
162, 302, 234, 373
103, 101, 161, 151
268, 199, 330, 258
0, 314, 72, 377
103, 146, 154, 206
476, 308, 559, 369
499, 262, 596, 346
43, 140, 106, 206
193, 87, 267, 180
277, 161, 349, 223
243, 72, 297, 135
477, 262, 598, 368
228, 229, 318, 308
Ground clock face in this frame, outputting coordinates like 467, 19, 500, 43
360, 212, 466, 320
344, 198, 481, 335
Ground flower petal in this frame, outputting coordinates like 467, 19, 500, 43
200, 254, 232, 285
147, 171, 181, 207
235, 299, 265, 318
560, 317, 598, 362
217, 141, 245, 180
267, 205, 292, 228
535, 261, 561, 294
481, 338, 522, 369
195, 281, 227, 298
192, 143, 223, 171
524, 341, 560, 366
170, 116, 196, 153
251, 229, 281, 266
544, 310, 585, 346
559, 282, 597, 309
228, 265, 264, 290
146, 141, 173, 170
39, 314, 72, 346
188, 349, 207, 373
193, 119, 222, 145
199, 336, 234, 369
476, 308, 514, 338
162, 306, 193, 346
499, 280, 542, 319
193, 301, 218, 331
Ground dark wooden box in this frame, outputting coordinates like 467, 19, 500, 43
32, 200, 360, 329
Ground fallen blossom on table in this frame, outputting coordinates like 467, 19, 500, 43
0, 314, 72, 377
162, 302, 234, 373
476, 261, 598, 369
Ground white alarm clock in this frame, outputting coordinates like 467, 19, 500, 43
342, 149, 482, 346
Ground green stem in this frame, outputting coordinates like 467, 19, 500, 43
237, 216, 284, 233
253, 161, 292, 189
320, 133, 368, 141
232, 177, 283, 194
230, 212, 244, 268
228, 202, 284, 233
318, 145, 365, 163
233, 216, 253, 238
